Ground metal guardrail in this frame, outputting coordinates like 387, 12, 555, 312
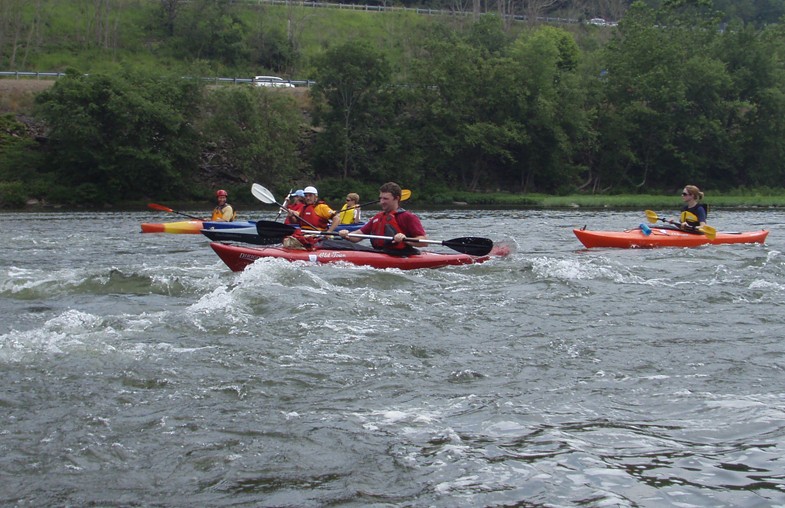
0, 71, 67, 79
251, 0, 581, 25
0, 71, 314, 87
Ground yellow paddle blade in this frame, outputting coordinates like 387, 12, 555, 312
698, 224, 717, 240
401, 189, 412, 201
644, 210, 660, 224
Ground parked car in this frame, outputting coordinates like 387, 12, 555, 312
253, 76, 295, 88
589, 18, 606, 26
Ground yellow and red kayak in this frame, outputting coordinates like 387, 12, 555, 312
574, 226, 769, 249
141, 220, 257, 234
141, 220, 205, 234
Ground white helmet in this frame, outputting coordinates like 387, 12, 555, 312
303, 186, 318, 195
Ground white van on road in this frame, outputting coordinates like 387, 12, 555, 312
253, 76, 295, 88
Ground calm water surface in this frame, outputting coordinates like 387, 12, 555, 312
2, 208, 784, 507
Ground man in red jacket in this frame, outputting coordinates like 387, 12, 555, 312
338, 182, 426, 254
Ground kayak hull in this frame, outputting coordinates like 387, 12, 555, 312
210, 242, 508, 271
202, 226, 280, 245
143, 220, 364, 236
574, 227, 769, 249
202, 220, 257, 230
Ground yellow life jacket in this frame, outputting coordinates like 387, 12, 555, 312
212, 204, 236, 221
336, 203, 358, 225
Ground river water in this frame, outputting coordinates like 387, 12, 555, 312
2, 208, 784, 507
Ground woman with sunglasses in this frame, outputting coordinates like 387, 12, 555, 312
328, 193, 362, 232
678, 185, 708, 230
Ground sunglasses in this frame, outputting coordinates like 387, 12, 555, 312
681, 192, 690, 196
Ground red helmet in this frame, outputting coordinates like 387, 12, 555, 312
216, 189, 228, 197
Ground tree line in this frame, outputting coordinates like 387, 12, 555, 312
1, 1, 785, 207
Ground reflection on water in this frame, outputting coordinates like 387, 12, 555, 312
1, 209, 784, 506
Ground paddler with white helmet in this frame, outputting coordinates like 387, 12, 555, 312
288, 186, 336, 231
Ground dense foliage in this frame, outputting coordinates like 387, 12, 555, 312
1, 0, 785, 206
33, 69, 203, 204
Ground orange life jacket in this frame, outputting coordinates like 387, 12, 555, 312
299, 201, 330, 230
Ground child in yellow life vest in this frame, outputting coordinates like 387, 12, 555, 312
331, 193, 361, 228
211, 189, 236, 221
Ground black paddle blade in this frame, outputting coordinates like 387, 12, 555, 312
256, 220, 297, 238
201, 229, 281, 245
442, 237, 494, 256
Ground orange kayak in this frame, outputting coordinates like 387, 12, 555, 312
574, 227, 769, 249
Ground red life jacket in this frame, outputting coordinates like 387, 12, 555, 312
299, 201, 330, 230
370, 210, 408, 250
284, 202, 304, 225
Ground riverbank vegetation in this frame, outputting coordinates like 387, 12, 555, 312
1, 0, 785, 209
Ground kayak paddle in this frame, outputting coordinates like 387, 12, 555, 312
257, 212, 493, 256
644, 210, 717, 240
251, 183, 322, 230
303, 230, 494, 256
275, 188, 293, 221
256, 220, 298, 239
148, 203, 205, 221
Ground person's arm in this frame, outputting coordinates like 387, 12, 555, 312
697, 207, 707, 226
338, 221, 371, 243
327, 205, 346, 232
317, 204, 338, 231
395, 213, 427, 247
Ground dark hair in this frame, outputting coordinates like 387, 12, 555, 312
379, 182, 402, 199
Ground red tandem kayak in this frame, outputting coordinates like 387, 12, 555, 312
574, 227, 769, 249
210, 242, 510, 271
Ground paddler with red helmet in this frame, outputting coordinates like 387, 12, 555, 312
211, 189, 236, 222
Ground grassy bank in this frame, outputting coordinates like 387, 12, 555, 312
439, 191, 785, 209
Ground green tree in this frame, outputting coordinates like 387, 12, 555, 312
404, 26, 521, 191
310, 41, 393, 181
716, 22, 785, 187
468, 14, 510, 57
173, 0, 249, 65
197, 86, 303, 186
599, 1, 741, 190
34, 69, 202, 203
507, 26, 589, 193
0, 114, 45, 207
402, 21, 589, 193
